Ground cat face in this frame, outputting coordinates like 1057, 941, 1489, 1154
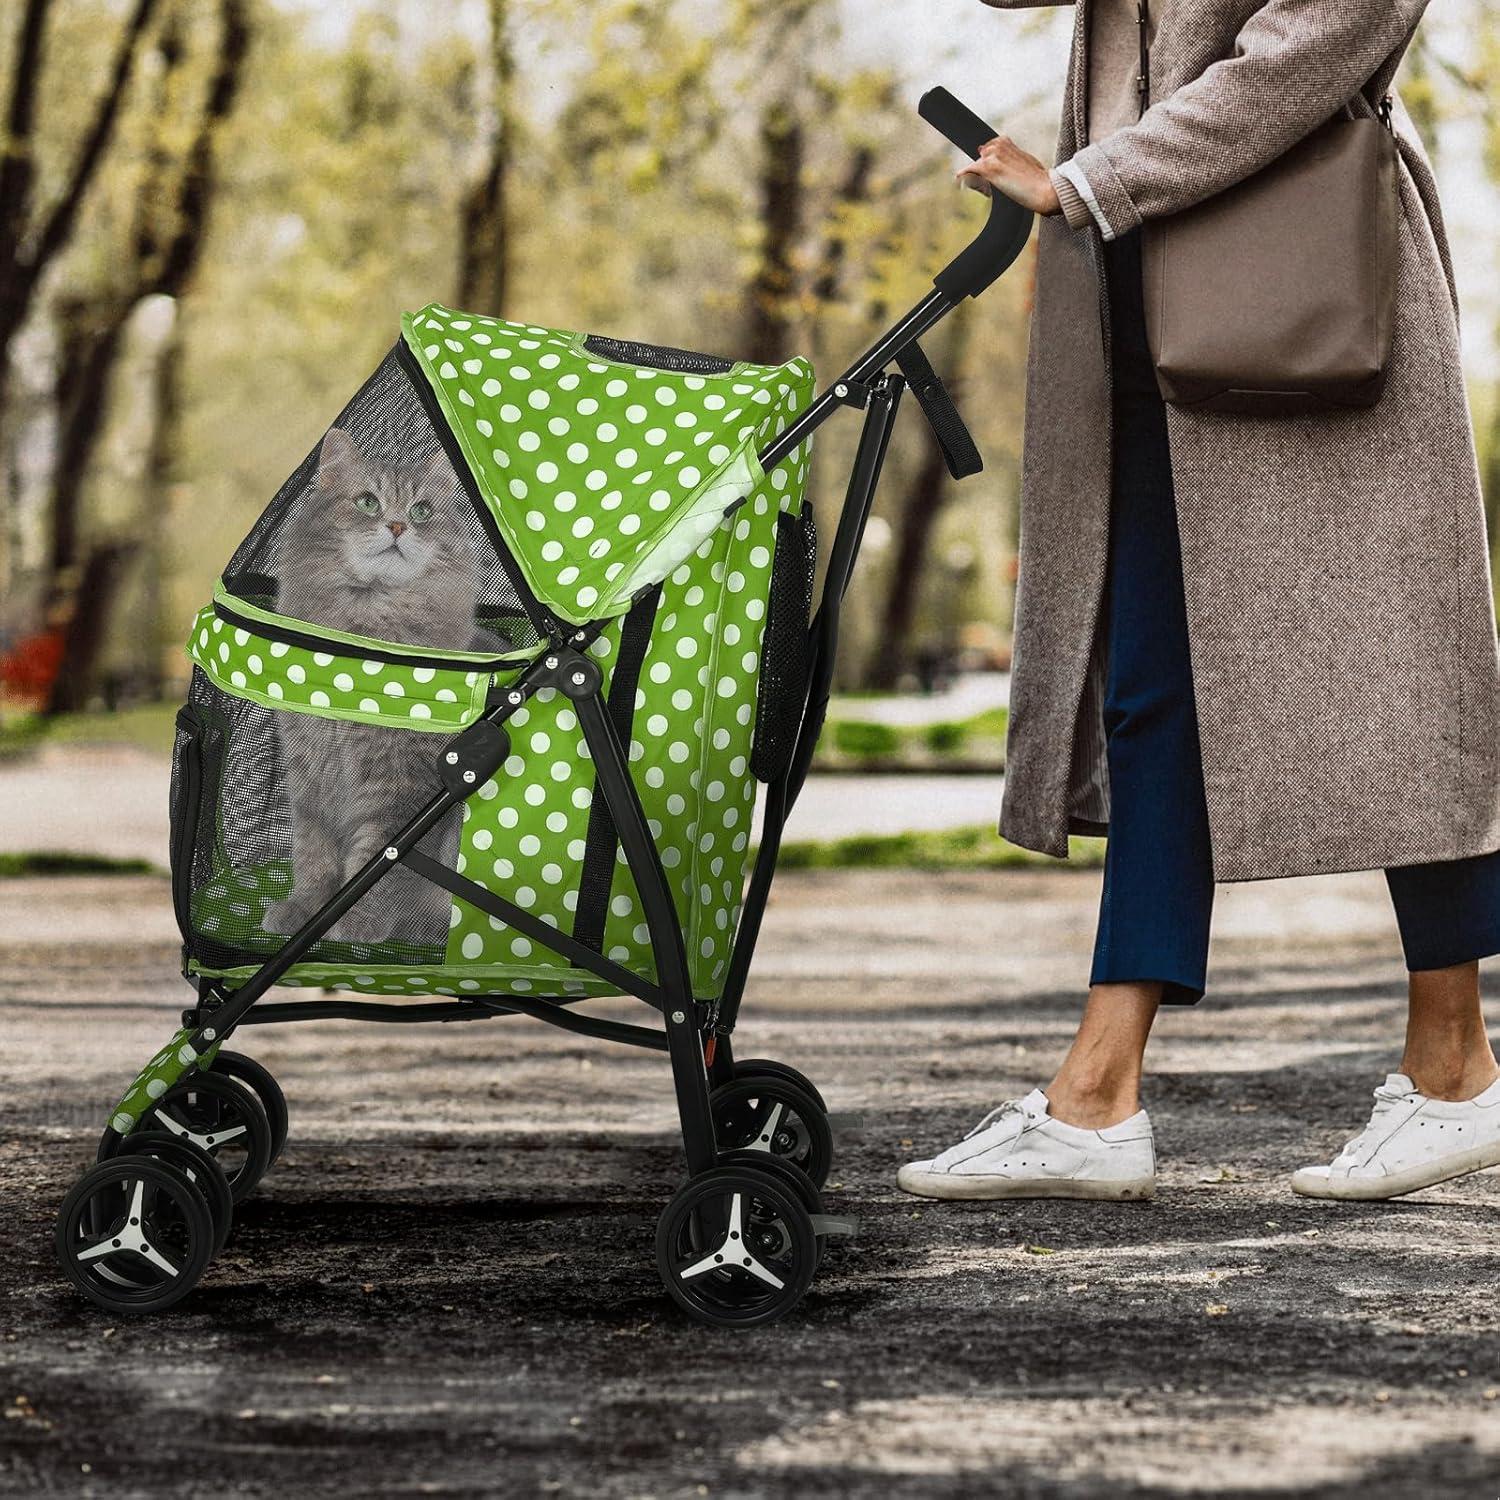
307, 427, 473, 589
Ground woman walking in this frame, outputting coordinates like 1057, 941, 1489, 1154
901, 0, 1500, 1202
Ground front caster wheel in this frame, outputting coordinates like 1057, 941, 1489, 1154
710, 1076, 833, 1189
656, 1165, 817, 1328
120, 1130, 234, 1255
56, 1156, 215, 1313
105, 1073, 273, 1204
206, 1051, 288, 1167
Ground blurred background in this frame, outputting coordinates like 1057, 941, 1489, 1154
0, 0, 1494, 792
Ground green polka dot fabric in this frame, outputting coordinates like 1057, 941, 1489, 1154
180, 307, 814, 1005
107, 1028, 222, 1135
187, 596, 514, 733
403, 305, 814, 626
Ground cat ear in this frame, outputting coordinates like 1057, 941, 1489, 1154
318, 427, 365, 486
415, 448, 453, 491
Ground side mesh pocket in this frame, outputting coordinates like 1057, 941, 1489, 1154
169, 698, 223, 952
750, 502, 817, 784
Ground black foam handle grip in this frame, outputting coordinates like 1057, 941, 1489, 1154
918, 87, 1000, 160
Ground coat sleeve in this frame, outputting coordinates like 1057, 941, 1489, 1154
1058, 0, 1426, 240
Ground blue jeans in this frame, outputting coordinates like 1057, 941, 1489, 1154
1090, 230, 1500, 1004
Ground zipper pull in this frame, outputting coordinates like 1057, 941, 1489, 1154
1136, 0, 1151, 117
1377, 94, 1394, 131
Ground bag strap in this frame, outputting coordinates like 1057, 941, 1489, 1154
893, 342, 983, 480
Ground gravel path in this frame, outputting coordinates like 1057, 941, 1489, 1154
2, 867, 1499, 1497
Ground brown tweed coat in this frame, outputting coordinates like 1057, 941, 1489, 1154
986, 0, 1500, 882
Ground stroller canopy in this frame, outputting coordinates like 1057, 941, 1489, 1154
402, 305, 815, 629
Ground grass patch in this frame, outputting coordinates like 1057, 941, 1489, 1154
777, 824, 1105, 871
0, 849, 161, 878
816, 704, 1008, 770
0, 702, 178, 758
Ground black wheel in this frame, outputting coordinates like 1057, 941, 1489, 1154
206, 1051, 288, 1167
717, 1148, 827, 1267
710, 1075, 833, 1190
56, 1155, 214, 1313
733, 1058, 828, 1113
655, 1165, 818, 1328
127, 1073, 273, 1204
121, 1130, 234, 1255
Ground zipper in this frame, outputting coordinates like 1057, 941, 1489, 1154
211, 598, 530, 674
393, 338, 561, 642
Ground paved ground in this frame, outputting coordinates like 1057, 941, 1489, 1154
3, 866, 1500, 1497
0, 746, 1006, 862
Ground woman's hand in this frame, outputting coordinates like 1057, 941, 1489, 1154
958, 136, 1061, 216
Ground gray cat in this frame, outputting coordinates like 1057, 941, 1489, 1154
263, 427, 488, 947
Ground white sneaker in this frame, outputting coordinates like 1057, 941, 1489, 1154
896, 1089, 1156, 1201
1291, 1072, 1500, 1201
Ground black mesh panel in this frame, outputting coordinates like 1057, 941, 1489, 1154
750, 504, 817, 784
581, 334, 735, 375
173, 667, 462, 972
223, 344, 539, 656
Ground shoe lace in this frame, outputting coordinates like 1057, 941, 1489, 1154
1335, 1078, 1411, 1161
965, 1097, 1037, 1140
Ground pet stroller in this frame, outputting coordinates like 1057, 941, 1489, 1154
56, 91, 1031, 1327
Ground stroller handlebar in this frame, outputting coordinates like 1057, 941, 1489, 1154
918, 86, 1000, 159
919, 86, 1034, 302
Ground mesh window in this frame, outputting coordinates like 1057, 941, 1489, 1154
223, 345, 540, 655
581, 334, 735, 375
750, 503, 817, 784
173, 667, 462, 972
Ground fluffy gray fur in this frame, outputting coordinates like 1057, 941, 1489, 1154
264, 427, 485, 947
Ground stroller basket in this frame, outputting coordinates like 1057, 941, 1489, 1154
62, 88, 1033, 1328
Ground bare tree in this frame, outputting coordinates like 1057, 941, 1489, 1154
45, 0, 252, 711
0, 0, 161, 380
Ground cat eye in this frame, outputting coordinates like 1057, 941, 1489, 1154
354, 492, 380, 514
408, 500, 433, 523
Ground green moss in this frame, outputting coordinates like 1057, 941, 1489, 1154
831, 719, 902, 758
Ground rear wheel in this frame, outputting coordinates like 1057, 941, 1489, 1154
656, 1165, 817, 1328
732, 1058, 827, 1113
56, 1156, 214, 1314
710, 1075, 833, 1189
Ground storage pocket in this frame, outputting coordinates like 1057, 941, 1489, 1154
169, 700, 224, 952
750, 502, 817, 783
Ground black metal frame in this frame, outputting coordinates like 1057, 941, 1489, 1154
164, 88, 1033, 1182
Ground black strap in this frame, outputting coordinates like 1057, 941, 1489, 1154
894, 343, 983, 480
570, 588, 659, 955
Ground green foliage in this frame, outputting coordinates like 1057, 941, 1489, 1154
831, 719, 901, 758
924, 720, 967, 755
776, 825, 1106, 871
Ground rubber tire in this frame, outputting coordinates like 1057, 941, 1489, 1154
122, 1130, 234, 1256
57, 1155, 215, 1314
138, 1072, 273, 1204
655, 1165, 818, 1329
716, 1147, 827, 1266
710, 1075, 833, 1190
732, 1058, 828, 1113
206, 1051, 288, 1167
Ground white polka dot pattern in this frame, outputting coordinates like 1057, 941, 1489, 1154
403, 304, 815, 626
187, 602, 500, 733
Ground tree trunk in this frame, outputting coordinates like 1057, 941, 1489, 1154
744, 98, 803, 366
42, 0, 250, 714
456, 0, 513, 316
